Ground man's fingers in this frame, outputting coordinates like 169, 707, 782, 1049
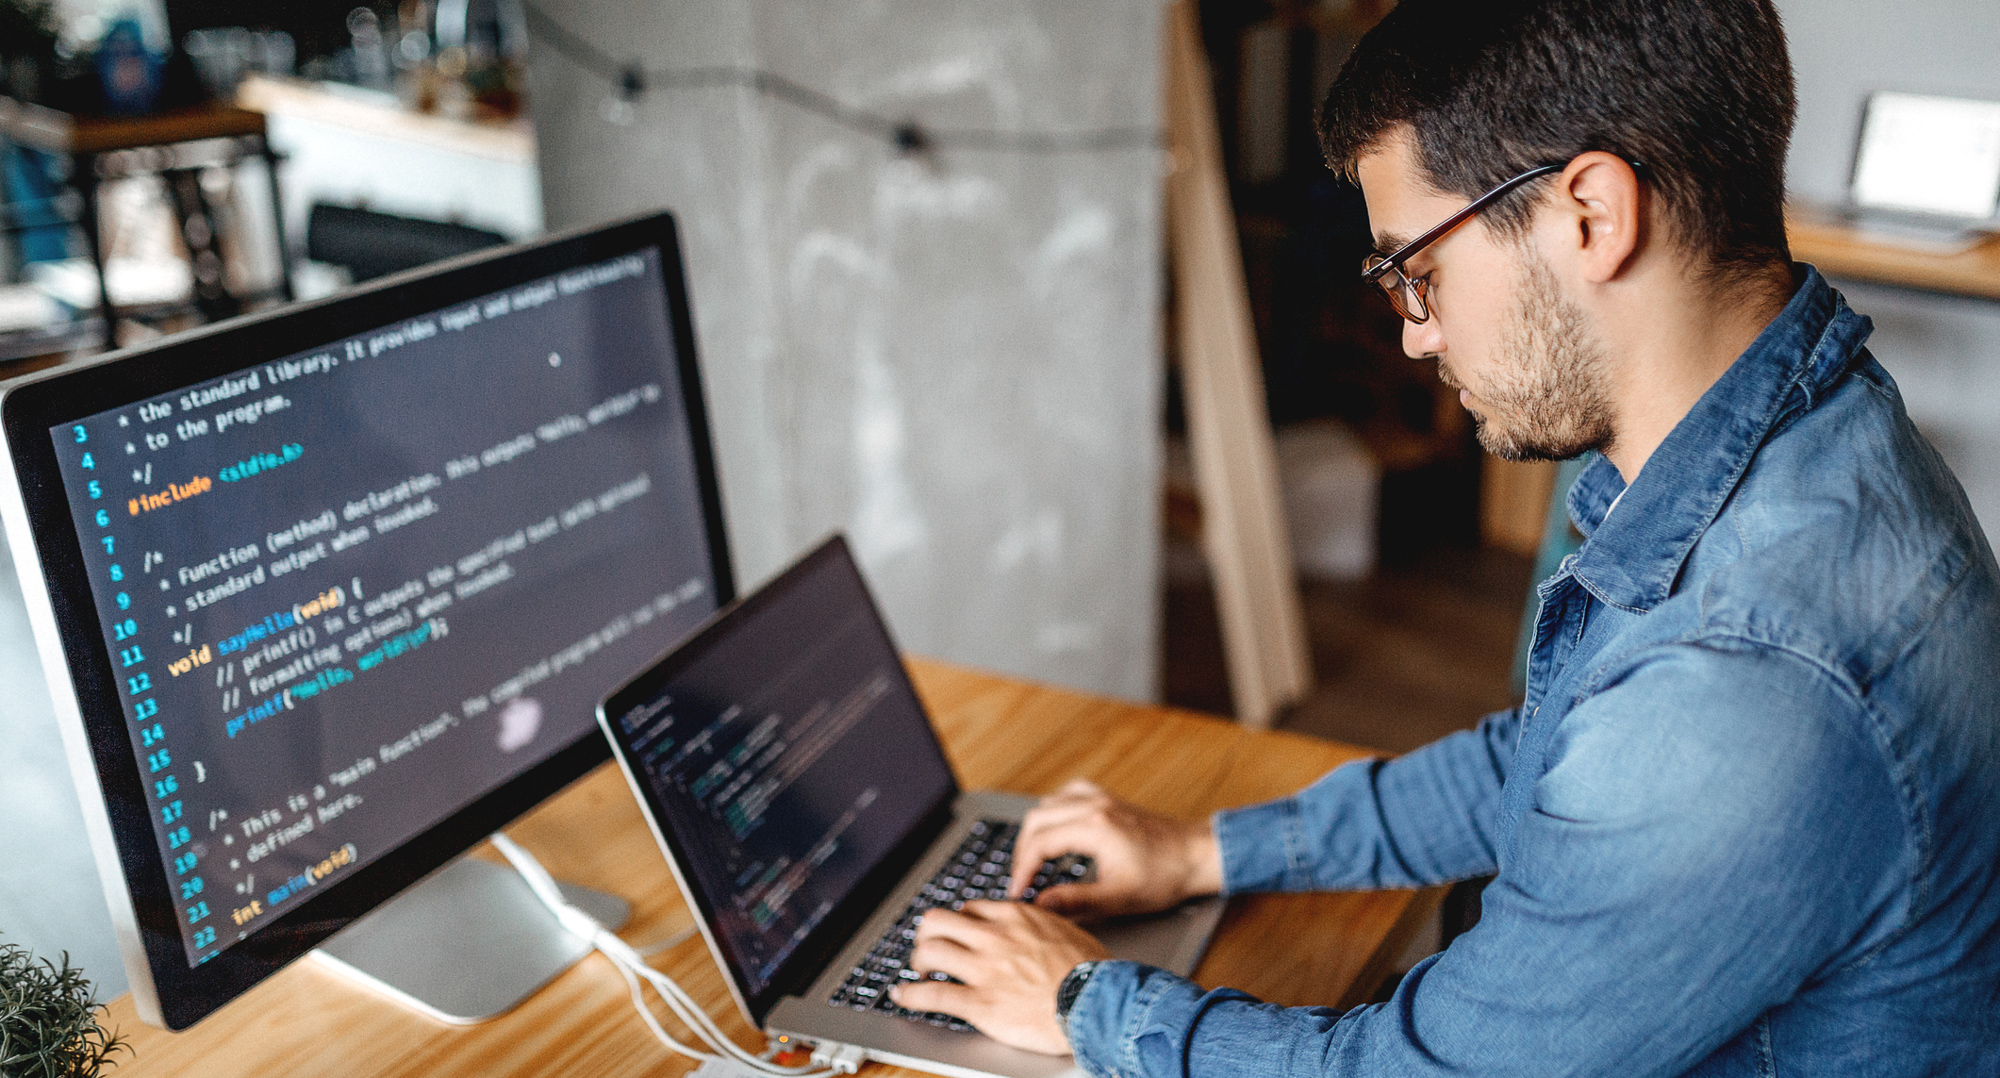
1009, 780, 1115, 890
1015, 799, 1105, 841
1020, 781, 1111, 829
1006, 856, 1040, 898
955, 898, 1026, 923
908, 934, 975, 979
1007, 819, 1107, 895
914, 907, 1002, 949
1032, 880, 1116, 916
1006, 843, 1048, 898
890, 978, 976, 1017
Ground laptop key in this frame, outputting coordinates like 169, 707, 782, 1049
830, 818, 1062, 1028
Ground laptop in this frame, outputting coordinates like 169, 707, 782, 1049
597, 535, 1225, 1078
1821, 90, 2000, 250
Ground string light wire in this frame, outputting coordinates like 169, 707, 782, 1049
522, 5, 1162, 155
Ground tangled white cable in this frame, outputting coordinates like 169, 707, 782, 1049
489, 833, 851, 1076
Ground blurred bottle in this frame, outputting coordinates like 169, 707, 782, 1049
95, 17, 163, 114
392, 0, 440, 111
345, 7, 393, 91
183, 28, 296, 102
431, 0, 526, 118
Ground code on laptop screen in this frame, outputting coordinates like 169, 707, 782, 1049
47, 247, 722, 967
609, 543, 955, 996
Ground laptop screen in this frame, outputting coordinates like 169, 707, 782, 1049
1851, 92, 2000, 221
601, 537, 957, 1016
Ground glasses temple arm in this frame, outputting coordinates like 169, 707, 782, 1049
1361, 162, 1571, 282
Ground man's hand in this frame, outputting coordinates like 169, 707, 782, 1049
1005, 779, 1223, 919
891, 901, 1111, 1056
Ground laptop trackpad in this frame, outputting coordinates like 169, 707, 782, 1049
1092, 895, 1227, 977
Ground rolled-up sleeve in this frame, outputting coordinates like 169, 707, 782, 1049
1068, 643, 1910, 1078
1214, 706, 1521, 893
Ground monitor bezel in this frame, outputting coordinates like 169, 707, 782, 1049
597, 535, 961, 1027
0, 211, 735, 1030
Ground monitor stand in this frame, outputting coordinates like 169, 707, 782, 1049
311, 851, 630, 1024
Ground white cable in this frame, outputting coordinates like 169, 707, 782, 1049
492, 833, 816, 1073
489, 833, 844, 1076
612, 952, 714, 1064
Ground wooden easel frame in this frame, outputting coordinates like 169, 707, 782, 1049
1164, 0, 1314, 728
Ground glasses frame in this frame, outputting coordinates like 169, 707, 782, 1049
1361, 158, 1645, 323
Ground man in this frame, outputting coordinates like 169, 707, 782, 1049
889, 0, 2000, 1074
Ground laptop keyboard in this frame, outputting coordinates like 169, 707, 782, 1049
827, 818, 1092, 1031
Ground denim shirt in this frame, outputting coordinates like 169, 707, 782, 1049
1065, 268, 2000, 1077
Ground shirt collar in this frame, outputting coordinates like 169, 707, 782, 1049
1561, 265, 1873, 612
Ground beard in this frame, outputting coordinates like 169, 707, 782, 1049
1442, 253, 1615, 463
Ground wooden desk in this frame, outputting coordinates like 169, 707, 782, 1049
101, 660, 1436, 1077
1789, 215, 2000, 302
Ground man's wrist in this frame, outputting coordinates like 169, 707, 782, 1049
1183, 819, 1224, 897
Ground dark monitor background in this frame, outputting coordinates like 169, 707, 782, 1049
0, 213, 733, 1029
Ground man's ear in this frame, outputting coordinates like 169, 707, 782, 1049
1553, 153, 1645, 284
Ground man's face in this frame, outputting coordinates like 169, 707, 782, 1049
1355, 133, 1615, 462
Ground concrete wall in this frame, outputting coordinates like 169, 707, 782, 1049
0, 530, 127, 996
1778, 0, 2000, 543
527, 1, 1166, 700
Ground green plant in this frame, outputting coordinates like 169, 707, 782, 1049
0, 936, 126, 1078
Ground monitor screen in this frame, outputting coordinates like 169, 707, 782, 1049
1851, 92, 2000, 221
601, 537, 956, 1018
0, 214, 733, 1028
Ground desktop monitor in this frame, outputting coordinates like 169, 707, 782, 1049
0, 212, 734, 1029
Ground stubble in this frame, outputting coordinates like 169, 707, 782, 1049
1449, 253, 1615, 463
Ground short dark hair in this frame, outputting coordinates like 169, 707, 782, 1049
1319, 0, 1796, 280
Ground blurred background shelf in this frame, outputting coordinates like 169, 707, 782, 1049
1787, 212, 2000, 302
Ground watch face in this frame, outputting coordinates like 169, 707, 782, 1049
1057, 960, 1098, 1019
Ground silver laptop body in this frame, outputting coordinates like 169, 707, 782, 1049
599, 536, 1223, 1078
765, 788, 1222, 1078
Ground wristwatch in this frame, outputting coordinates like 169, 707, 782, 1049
1055, 961, 1100, 1024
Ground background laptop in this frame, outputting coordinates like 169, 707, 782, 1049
1834, 90, 2000, 248
598, 535, 1224, 1078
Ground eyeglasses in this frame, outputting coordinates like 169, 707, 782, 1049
1360, 159, 1644, 324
